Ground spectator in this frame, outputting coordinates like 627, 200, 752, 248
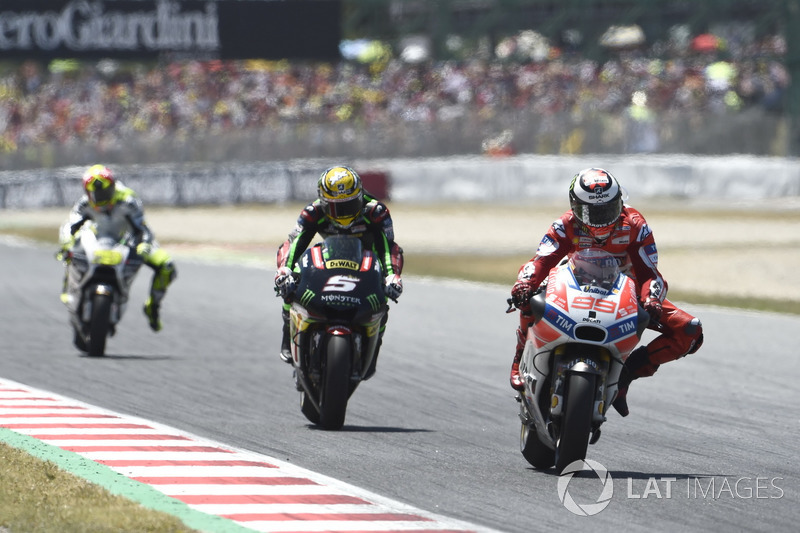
0, 32, 788, 161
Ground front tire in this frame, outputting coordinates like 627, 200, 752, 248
555, 373, 596, 473
319, 335, 351, 430
87, 293, 112, 357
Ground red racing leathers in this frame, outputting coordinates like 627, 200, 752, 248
511, 205, 703, 388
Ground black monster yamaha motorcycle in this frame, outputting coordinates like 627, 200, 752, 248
286, 235, 390, 430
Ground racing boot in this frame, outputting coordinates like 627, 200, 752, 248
510, 349, 525, 391
143, 294, 162, 332
60, 280, 71, 305
60, 268, 69, 304
509, 326, 526, 391
612, 366, 633, 417
143, 259, 176, 333
363, 336, 381, 381
59, 255, 73, 305
279, 309, 292, 364
363, 312, 389, 380
612, 346, 659, 417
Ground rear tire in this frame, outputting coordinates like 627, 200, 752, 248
555, 373, 596, 474
319, 335, 351, 430
521, 422, 555, 469
87, 293, 112, 357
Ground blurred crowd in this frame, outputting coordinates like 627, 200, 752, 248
0, 31, 789, 158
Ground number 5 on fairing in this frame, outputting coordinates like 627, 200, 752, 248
323, 275, 359, 292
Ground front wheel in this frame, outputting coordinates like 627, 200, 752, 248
555, 373, 596, 474
319, 335, 351, 430
87, 292, 112, 357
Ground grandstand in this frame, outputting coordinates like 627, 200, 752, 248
1, 0, 799, 170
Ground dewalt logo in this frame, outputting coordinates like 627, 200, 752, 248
326, 259, 360, 270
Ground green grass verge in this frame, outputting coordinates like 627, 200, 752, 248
0, 442, 198, 533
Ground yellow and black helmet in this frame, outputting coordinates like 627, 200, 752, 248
82, 164, 116, 209
318, 166, 364, 228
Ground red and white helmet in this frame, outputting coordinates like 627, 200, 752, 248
568, 167, 624, 241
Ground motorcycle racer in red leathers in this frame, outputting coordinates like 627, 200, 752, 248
274, 166, 404, 378
509, 168, 703, 417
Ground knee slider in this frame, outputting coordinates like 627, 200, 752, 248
684, 318, 703, 355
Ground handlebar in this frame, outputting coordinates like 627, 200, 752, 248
505, 297, 517, 314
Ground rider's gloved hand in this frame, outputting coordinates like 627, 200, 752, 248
55, 247, 71, 262
511, 279, 535, 313
384, 274, 403, 302
56, 235, 76, 262
136, 242, 152, 259
274, 266, 296, 298
643, 297, 662, 325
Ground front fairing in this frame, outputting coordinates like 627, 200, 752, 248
531, 259, 644, 361
289, 236, 388, 381
292, 236, 387, 325
66, 225, 141, 322
519, 249, 649, 445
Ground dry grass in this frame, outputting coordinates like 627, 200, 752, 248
0, 442, 197, 533
403, 252, 800, 316
1, 220, 796, 315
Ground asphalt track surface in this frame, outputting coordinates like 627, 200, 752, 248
2, 238, 799, 532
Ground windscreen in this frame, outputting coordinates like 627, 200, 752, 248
322, 235, 363, 262
570, 248, 620, 290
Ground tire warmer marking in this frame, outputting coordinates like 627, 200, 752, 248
0, 378, 486, 533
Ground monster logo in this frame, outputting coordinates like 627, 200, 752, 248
367, 293, 381, 311
300, 289, 315, 307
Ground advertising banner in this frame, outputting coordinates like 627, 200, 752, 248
0, 0, 341, 60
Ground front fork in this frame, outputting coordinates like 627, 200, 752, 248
520, 344, 620, 448
550, 345, 612, 424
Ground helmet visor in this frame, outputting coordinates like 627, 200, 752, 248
86, 178, 114, 207
573, 200, 621, 228
324, 195, 362, 225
